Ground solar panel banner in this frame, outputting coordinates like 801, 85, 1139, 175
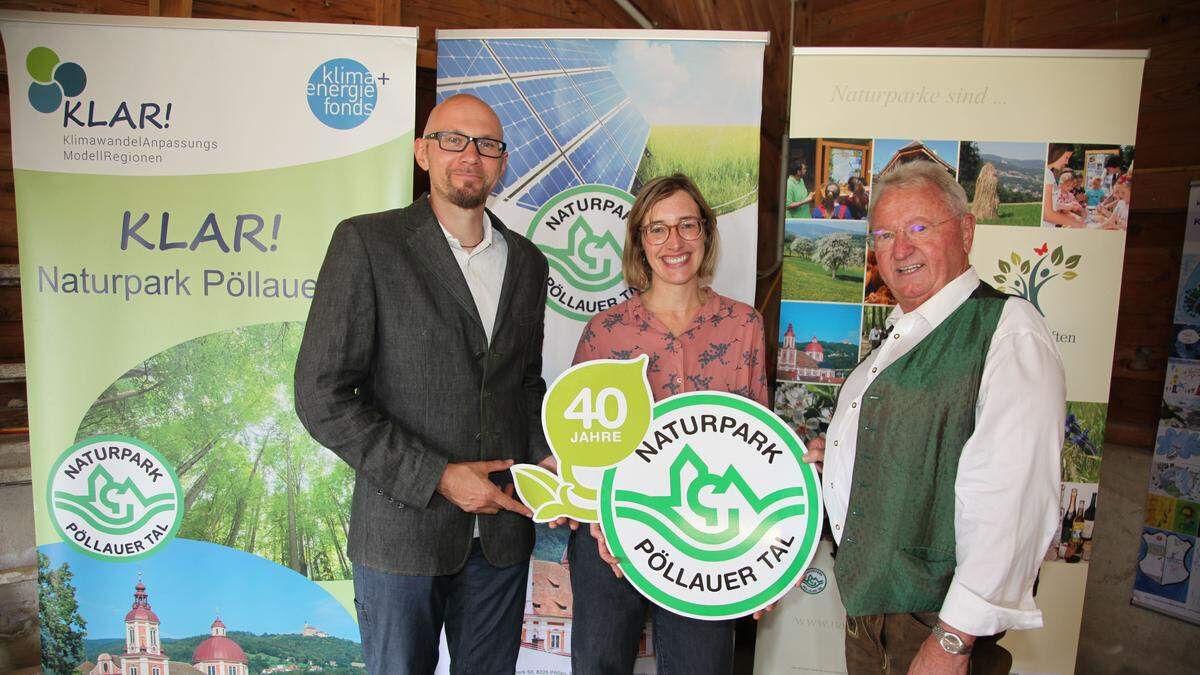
436, 29, 768, 674
758, 47, 1147, 675
1, 10, 416, 672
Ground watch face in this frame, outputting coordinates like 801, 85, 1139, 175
939, 632, 966, 653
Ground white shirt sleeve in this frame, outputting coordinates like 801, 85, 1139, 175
939, 299, 1065, 636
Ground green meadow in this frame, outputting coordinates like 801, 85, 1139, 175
637, 125, 759, 215
782, 256, 865, 303
972, 202, 1042, 227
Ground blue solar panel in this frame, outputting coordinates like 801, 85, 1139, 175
439, 82, 557, 195
489, 40, 560, 74
546, 40, 608, 70
438, 40, 504, 79
436, 38, 651, 211
517, 160, 582, 211
568, 105, 648, 190
516, 75, 600, 146
605, 104, 651, 168
568, 71, 626, 119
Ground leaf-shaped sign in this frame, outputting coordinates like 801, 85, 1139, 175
511, 464, 561, 512
1065, 254, 1081, 269
994, 275, 1007, 284
1063, 271, 1078, 280
1020, 260, 1031, 274
1051, 246, 1064, 265
543, 355, 653, 469
998, 260, 1011, 274
1011, 252, 1021, 266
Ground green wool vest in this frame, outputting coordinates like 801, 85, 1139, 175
834, 282, 1009, 617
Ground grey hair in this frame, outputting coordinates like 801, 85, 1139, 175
867, 160, 969, 222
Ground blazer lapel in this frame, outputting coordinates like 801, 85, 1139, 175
405, 196, 486, 333
492, 213, 526, 334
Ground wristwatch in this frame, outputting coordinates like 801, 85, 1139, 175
931, 624, 972, 655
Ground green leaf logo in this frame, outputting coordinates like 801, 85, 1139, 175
512, 356, 653, 522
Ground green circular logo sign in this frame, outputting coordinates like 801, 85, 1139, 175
600, 393, 822, 619
47, 435, 184, 560
526, 184, 636, 322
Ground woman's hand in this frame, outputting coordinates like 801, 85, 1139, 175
591, 522, 623, 579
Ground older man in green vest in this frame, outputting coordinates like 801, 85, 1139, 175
806, 160, 1064, 674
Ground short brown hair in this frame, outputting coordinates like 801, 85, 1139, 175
622, 174, 720, 291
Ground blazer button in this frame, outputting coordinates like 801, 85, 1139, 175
474, 351, 487, 360
397, 503, 405, 510
388, 497, 395, 503
376, 489, 383, 496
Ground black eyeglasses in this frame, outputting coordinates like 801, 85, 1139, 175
422, 131, 507, 158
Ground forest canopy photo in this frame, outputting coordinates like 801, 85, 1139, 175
75, 322, 354, 581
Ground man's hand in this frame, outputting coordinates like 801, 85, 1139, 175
536, 455, 580, 530
436, 459, 532, 517
907, 621, 974, 675
590, 522, 623, 578
804, 436, 825, 473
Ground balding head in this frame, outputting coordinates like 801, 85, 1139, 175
423, 94, 503, 140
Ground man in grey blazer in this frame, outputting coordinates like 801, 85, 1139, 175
295, 94, 554, 674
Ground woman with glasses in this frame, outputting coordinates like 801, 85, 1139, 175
566, 173, 768, 675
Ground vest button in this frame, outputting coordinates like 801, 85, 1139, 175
851, 401, 857, 408
834, 440, 839, 446
893, 333, 900, 339
871, 367, 877, 373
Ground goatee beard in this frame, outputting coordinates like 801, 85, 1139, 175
446, 185, 489, 209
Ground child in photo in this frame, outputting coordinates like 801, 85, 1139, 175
1053, 169, 1085, 227
1086, 177, 1106, 207
1100, 176, 1130, 231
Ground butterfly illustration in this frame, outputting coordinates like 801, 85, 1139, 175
1034, 242, 1049, 256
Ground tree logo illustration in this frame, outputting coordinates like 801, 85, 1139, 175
47, 435, 183, 561
26, 46, 87, 114
526, 185, 636, 321
991, 242, 1081, 314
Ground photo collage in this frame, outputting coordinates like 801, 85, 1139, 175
1135, 195, 1200, 621
777, 136, 1126, 556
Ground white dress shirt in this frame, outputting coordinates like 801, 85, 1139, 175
439, 213, 508, 538
823, 267, 1065, 636
439, 213, 508, 343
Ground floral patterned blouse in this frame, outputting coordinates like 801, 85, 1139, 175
572, 289, 768, 406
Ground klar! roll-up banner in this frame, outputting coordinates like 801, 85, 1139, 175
755, 47, 1146, 675
1, 11, 415, 673
434, 29, 768, 674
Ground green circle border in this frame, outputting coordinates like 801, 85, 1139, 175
600, 392, 823, 618
525, 183, 636, 322
46, 434, 185, 562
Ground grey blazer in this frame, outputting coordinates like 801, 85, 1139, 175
295, 195, 551, 575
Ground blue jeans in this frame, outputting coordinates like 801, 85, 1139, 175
568, 527, 734, 675
352, 539, 529, 675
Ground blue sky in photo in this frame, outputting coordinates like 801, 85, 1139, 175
872, 138, 960, 175
974, 141, 1047, 162
40, 539, 358, 642
608, 40, 762, 126
778, 301, 862, 345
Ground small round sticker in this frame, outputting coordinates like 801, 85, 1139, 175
47, 435, 183, 560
